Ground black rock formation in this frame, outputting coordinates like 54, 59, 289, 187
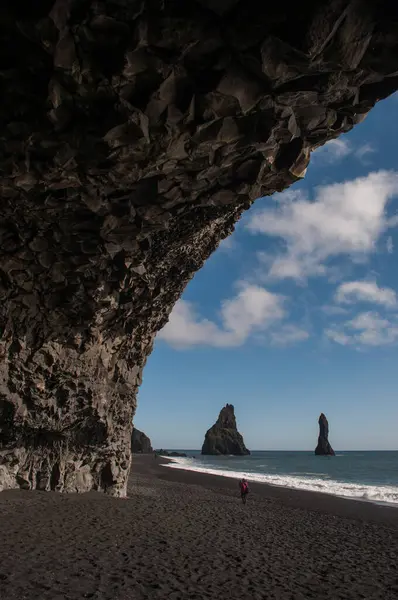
315, 413, 335, 456
131, 428, 152, 454
0, 0, 397, 494
202, 404, 250, 455
156, 450, 187, 458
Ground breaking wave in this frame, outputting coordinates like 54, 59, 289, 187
164, 457, 398, 506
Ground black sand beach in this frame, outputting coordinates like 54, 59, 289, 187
1, 455, 398, 600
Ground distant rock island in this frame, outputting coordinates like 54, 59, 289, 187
202, 404, 250, 456
155, 450, 187, 458
131, 428, 153, 454
315, 413, 335, 456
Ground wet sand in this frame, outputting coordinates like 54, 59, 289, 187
1, 454, 398, 600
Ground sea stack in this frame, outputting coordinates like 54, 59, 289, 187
315, 413, 335, 456
131, 428, 153, 454
202, 404, 250, 456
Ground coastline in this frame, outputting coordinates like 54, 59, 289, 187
160, 454, 398, 512
0, 454, 398, 600
152, 455, 398, 527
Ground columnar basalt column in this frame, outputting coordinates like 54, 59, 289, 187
0, 0, 397, 494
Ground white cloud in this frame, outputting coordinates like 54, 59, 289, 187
158, 301, 224, 348
246, 171, 398, 282
312, 139, 376, 164
349, 312, 390, 331
158, 284, 285, 348
158, 283, 308, 349
325, 311, 398, 348
324, 329, 352, 346
217, 236, 237, 252
269, 324, 309, 347
387, 236, 394, 254
355, 143, 376, 162
313, 139, 352, 163
335, 281, 397, 308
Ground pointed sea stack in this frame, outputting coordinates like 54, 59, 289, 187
131, 428, 153, 454
202, 404, 250, 456
315, 413, 335, 456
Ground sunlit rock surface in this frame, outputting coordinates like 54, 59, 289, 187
202, 404, 250, 455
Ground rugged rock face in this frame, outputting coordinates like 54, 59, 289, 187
202, 404, 250, 455
131, 428, 152, 454
0, 0, 397, 495
315, 413, 335, 456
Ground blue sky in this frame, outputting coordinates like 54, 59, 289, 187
135, 93, 398, 451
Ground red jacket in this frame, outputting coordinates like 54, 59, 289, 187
239, 480, 249, 493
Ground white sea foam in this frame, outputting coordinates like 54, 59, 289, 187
164, 457, 398, 506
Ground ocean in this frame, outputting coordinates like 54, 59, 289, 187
163, 450, 398, 505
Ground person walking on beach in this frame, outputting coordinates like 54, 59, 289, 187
239, 478, 249, 504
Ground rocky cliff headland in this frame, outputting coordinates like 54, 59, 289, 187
131, 429, 152, 454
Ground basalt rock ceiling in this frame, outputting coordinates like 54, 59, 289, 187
0, 0, 397, 496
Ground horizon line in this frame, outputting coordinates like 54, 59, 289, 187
152, 448, 398, 453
